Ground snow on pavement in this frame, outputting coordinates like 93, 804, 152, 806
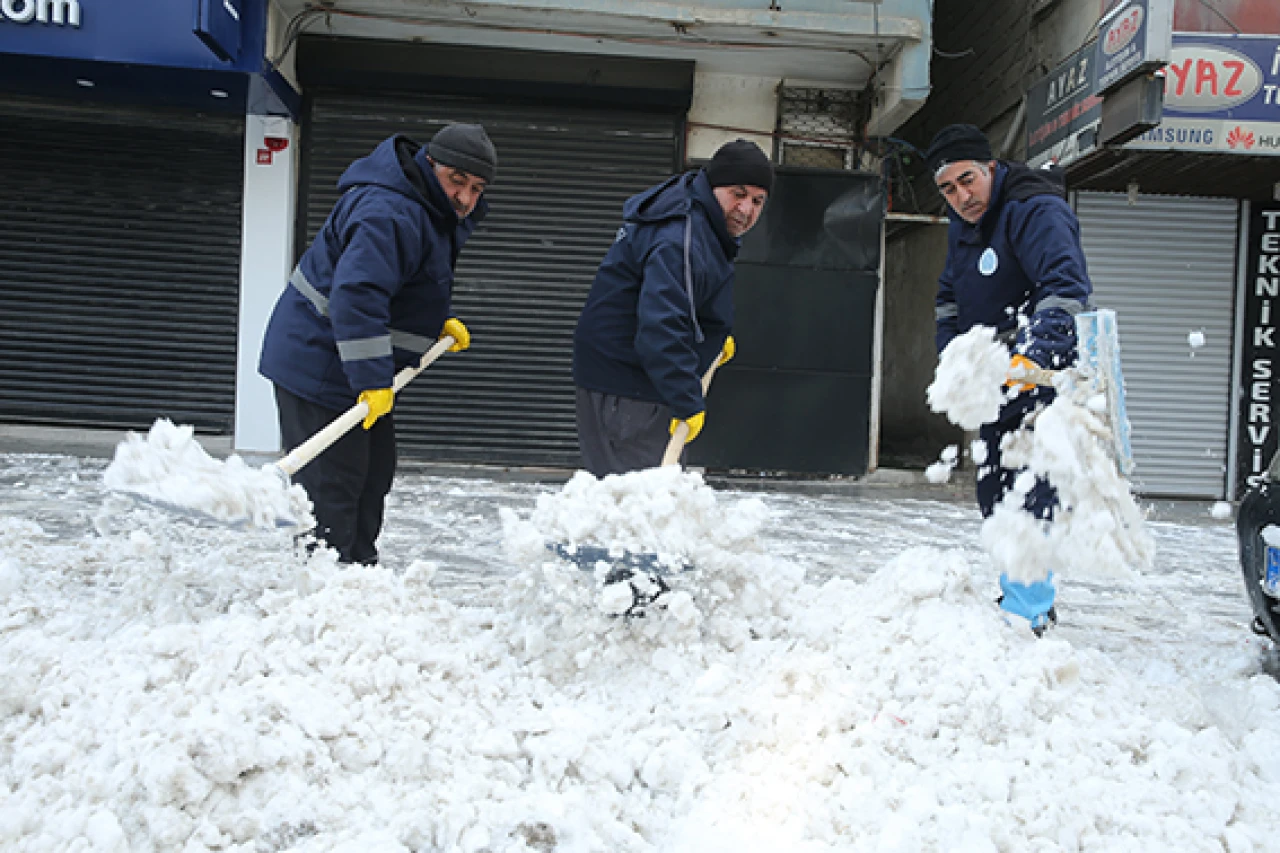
1, 453, 1279, 851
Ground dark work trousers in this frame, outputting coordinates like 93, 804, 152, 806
976, 384, 1059, 520
575, 387, 673, 477
274, 385, 397, 565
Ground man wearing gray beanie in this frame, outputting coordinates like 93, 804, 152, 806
572, 137, 773, 477
259, 123, 496, 565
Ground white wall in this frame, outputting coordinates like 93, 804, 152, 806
686, 70, 780, 162
234, 113, 298, 454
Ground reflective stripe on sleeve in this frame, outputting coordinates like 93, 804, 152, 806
935, 303, 959, 320
391, 329, 435, 355
337, 335, 393, 362
1033, 295, 1086, 316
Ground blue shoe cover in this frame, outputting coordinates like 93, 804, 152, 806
998, 572, 1056, 630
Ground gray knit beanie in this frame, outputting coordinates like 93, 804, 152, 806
428, 123, 498, 183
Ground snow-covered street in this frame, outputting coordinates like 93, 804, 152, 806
2, 450, 1279, 852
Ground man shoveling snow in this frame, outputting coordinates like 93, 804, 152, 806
923, 123, 1151, 635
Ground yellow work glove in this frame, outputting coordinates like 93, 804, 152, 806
718, 335, 736, 366
357, 388, 394, 430
669, 411, 706, 444
441, 317, 470, 352
1005, 354, 1038, 393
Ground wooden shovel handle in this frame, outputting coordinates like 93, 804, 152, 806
660, 356, 723, 467
274, 336, 454, 478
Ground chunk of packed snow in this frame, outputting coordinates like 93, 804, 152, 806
924, 462, 952, 484
103, 419, 312, 529
1210, 502, 1233, 520
927, 327, 1010, 430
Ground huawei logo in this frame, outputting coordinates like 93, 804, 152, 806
1227, 127, 1256, 149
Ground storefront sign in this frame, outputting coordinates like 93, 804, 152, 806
1095, 0, 1173, 94
1237, 206, 1280, 494
1027, 45, 1104, 166
0, 0, 265, 73
1128, 34, 1280, 156
0, 0, 80, 27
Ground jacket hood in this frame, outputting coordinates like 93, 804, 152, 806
623, 170, 735, 256
623, 171, 694, 223
1000, 160, 1067, 203
337, 135, 488, 227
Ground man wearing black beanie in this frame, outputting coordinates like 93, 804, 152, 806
925, 122, 1094, 637
259, 123, 495, 565
572, 138, 773, 476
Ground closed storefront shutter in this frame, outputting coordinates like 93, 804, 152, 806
0, 98, 244, 432
302, 90, 679, 467
1077, 192, 1239, 498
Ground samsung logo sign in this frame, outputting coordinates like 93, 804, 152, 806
0, 0, 81, 27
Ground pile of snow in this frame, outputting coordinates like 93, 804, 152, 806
3, 474, 1280, 852
500, 467, 797, 631
103, 419, 311, 529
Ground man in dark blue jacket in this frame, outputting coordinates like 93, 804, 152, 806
572, 139, 773, 476
926, 123, 1093, 634
259, 123, 496, 564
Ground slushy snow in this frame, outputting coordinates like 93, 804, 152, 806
0, 453, 1277, 850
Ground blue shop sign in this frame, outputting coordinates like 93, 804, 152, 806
1128, 33, 1280, 156
1160, 34, 1280, 121
0, 0, 297, 116
0, 0, 265, 72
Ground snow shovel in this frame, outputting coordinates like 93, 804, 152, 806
549, 355, 724, 580
105, 336, 456, 529
1006, 309, 1135, 478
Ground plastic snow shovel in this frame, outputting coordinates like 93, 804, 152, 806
549, 355, 724, 580
106, 336, 456, 529
1006, 309, 1134, 477
273, 336, 455, 484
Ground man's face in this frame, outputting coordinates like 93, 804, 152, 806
935, 160, 996, 224
432, 161, 487, 218
713, 184, 769, 238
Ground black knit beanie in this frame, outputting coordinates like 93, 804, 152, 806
428, 123, 498, 183
705, 139, 774, 192
924, 124, 994, 175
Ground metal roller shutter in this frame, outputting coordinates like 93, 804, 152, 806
0, 98, 244, 432
303, 90, 679, 467
1077, 192, 1239, 498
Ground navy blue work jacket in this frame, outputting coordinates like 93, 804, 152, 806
935, 161, 1092, 368
572, 170, 736, 419
259, 135, 486, 411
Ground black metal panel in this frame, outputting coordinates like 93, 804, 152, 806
730, 266, 879, 373
302, 89, 680, 467
687, 167, 884, 476
695, 371, 873, 475
0, 97, 244, 432
737, 169, 884, 271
